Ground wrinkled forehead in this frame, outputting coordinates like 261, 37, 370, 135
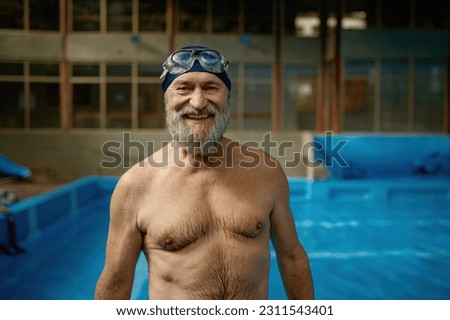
168, 71, 227, 88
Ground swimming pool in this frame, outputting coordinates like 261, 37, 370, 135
1, 176, 449, 299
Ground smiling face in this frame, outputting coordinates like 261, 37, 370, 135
164, 72, 231, 156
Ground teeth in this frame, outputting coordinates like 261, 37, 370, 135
185, 114, 211, 119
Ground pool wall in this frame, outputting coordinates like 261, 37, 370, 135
314, 134, 450, 179
3, 175, 450, 246
290, 178, 450, 202
0, 176, 117, 245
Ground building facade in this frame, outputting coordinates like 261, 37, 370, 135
0, 0, 448, 133
0, 0, 448, 179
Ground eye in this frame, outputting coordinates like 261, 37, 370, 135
176, 85, 190, 93
204, 85, 219, 93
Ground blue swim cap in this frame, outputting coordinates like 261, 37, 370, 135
161, 46, 231, 93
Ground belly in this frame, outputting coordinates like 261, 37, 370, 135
147, 235, 271, 300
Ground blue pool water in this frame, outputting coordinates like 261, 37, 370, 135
0, 176, 449, 300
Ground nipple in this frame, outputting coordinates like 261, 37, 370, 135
164, 237, 174, 246
256, 221, 263, 230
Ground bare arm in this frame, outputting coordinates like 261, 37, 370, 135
270, 169, 314, 300
95, 172, 143, 299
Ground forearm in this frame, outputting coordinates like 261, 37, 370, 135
95, 274, 133, 300
278, 251, 314, 300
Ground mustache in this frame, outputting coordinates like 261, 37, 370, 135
177, 104, 218, 117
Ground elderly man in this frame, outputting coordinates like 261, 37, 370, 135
95, 46, 314, 300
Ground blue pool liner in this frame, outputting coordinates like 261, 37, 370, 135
2, 176, 449, 245
314, 134, 450, 179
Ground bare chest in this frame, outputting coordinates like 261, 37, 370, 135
137, 174, 274, 251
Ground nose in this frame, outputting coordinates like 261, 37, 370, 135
189, 88, 207, 110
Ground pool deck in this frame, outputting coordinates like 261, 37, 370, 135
0, 175, 69, 201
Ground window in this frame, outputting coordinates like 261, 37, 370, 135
285, 0, 320, 36
107, 0, 132, 31
107, 64, 131, 77
107, 83, 131, 128
380, 0, 410, 28
244, 0, 272, 34
343, 60, 375, 131
0, 62, 60, 129
106, 63, 132, 128
73, 0, 100, 31
30, 83, 60, 128
415, 0, 448, 29
212, 0, 240, 33
138, 64, 160, 77
30, 0, 59, 30
0, 82, 24, 128
72, 84, 100, 128
380, 59, 409, 131
0, 62, 23, 75
139, 0, 166, 32
0, 0, 24, 29
138, 84, 165, 128
72, 64, 100, 128
244, 64, 272, 129
414, 60, 445, 132
345, 0, 376, 29
138, 64, 165, 128
283, 65, 317, 130
179, 0, 207, 33
72, 64, 100, 77
30, 63, 59, 76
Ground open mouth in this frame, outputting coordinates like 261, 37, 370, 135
183, 113, 213, 120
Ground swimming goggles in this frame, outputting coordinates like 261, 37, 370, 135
160, 48, 230, 79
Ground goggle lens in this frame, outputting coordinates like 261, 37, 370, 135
161, 49, 228, 78
172, 51, 196, 64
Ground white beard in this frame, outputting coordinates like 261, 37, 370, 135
165, 102, 231, 157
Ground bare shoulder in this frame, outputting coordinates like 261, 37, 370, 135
113, 166, 142, 198
110, 168, 141, 213
240, 142, 286, 176
258, 149, 290, 198
111, 146, 166, 210
235, 141, 289, 197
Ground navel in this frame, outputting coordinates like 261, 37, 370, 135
162, 273, 174, 282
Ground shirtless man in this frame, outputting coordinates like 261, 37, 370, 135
95, 46, 314, 300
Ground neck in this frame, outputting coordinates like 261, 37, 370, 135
171, 137, 231, 168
